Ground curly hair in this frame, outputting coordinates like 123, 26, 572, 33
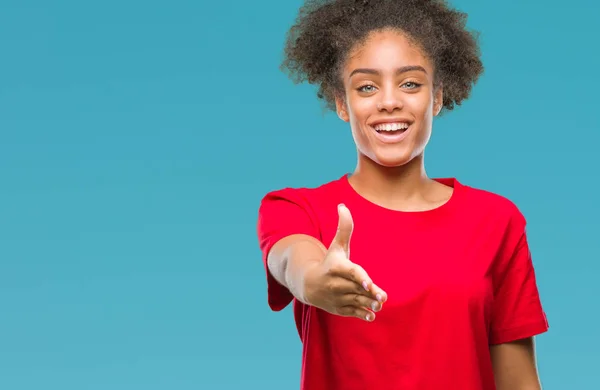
281, 0, 484, 113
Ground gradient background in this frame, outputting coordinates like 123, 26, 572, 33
0, 0, 598, 389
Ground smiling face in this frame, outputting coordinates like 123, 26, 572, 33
335, 29, 443, 168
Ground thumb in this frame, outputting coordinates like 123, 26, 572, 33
330, 203, 353, 255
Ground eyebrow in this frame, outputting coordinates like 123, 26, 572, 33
348, 65, 428, 79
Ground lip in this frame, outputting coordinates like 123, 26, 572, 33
370, 122, 412, 144
369, 117, 413, 127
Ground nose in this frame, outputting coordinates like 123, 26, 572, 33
377, 87, 403, 112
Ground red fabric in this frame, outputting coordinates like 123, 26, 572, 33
256, 175, 549, 390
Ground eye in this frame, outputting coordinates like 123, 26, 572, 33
357, 84, 377, 93
401, 81, 422, 89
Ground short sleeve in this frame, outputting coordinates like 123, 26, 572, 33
489, 212, 549, 345
256, 188, 321, 311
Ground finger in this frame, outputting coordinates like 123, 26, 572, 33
368, 282, 388, 303
340, 293, 383, 312
329, 204, 353, 255
345, 264, 388, 303
336, 305, 376, 322
335, 263, 379, 298
323, 276, 372, 297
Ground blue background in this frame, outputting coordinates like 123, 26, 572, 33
0, 0, 597, 388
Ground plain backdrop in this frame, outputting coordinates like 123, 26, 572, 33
0, 0, 598, 388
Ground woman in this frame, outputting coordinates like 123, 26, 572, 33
256, 1, 549, 389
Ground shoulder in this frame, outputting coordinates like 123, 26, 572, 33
457, 180, 526, 228
256, 176, 345, 239
259, 175, 345, 209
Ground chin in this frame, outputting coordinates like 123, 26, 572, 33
376, 159, 412, 168
369, 147, 418, 168
371, 153, 415, 168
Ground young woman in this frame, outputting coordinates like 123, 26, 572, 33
256, 1, 549, 389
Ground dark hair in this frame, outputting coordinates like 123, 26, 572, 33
281, 0, 484, 113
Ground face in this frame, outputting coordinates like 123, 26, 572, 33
335, 29, 443, 168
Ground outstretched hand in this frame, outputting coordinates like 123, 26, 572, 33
303, 204, 387, 321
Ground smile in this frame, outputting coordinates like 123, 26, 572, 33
373, 122, 409, 132
370, 121, 412, 144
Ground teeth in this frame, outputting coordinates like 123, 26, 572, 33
373, 122, 409, 131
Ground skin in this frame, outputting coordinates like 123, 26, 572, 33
332, 28, 543, 389
335, 28, 451, 212
268, 204, 388, 322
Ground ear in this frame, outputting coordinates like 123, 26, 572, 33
433, 84, 444, 117
335, 95, 350, 122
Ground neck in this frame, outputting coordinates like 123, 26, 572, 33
348, 153, 442, 211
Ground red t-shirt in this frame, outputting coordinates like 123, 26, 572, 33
257, 175, 549, 390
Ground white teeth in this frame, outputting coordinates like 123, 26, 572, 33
373, 122, 409, 131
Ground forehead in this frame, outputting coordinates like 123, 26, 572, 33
344, 29, 432, 72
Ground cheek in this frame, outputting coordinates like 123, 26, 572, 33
350, 96, 375, 119
404, 93, 431, 115
348, 98, 375, 135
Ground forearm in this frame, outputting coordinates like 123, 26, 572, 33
267, 234, 326, 303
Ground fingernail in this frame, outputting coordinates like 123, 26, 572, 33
365, 313, 372, 321
371, 301, 379, 311
376, 294, 382, 302
362, 281, 369, 291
